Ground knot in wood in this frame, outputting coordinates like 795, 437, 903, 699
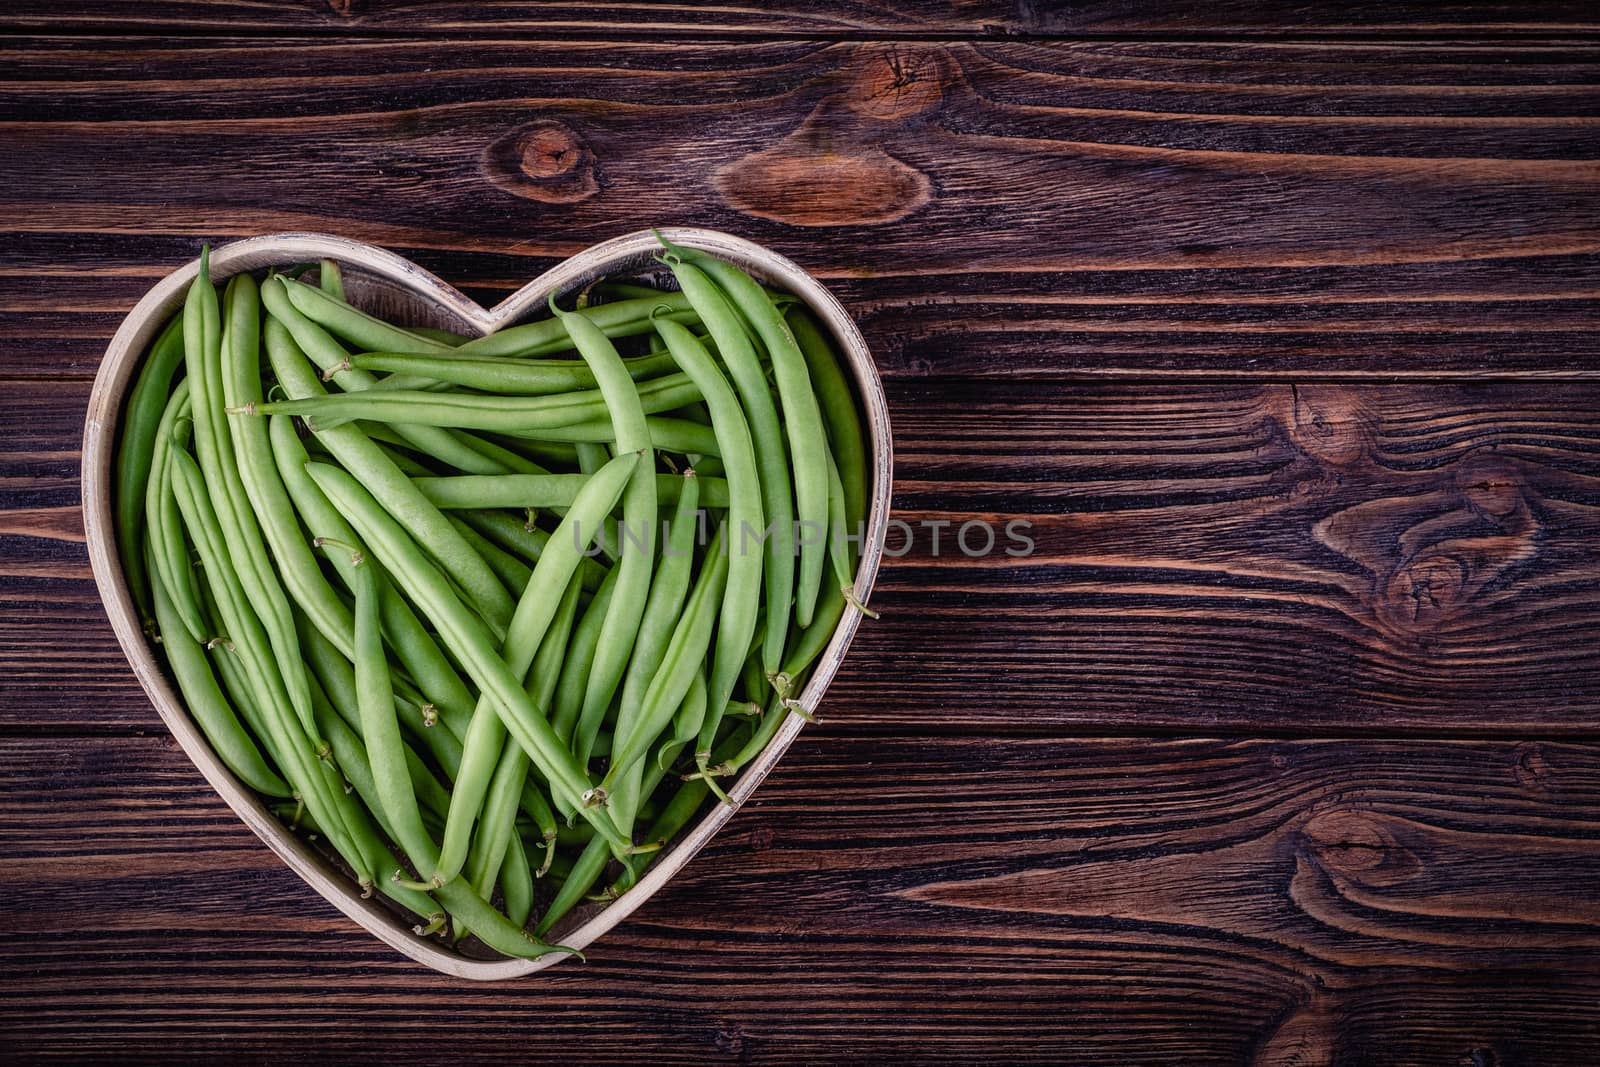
1300, 808, 1419, 886
1378, 552, 1465, 633
1512, 741, 1554, 793
1281, 385, 1373, 469
846, 44, 951, 120
521, 124, 583, 180
483, 120, 599, 204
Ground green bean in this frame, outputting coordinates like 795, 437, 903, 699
269, 411, 477, 740
610, 469, 701, 833
446, 513, 532, 595
499, 826, 534, 931
302, 460, 632, 854
787, 305, 868, 550
479, 432, 582, 470
431, 449, 638, 887
826, 447, 877, 619
495, 416, 719, 456
260, 304, 514, 637
310, 669, 451, 830
252, 373, 703, 435
221, 279, 362, 664
299, 613, 464, 810
311, 682, 566, 956
456, 508, 607, 593
441, 428, 551, 477
145, 382, 207, 642
344, 541, 439, 874
454, 293, 698, 359
280, 275, 454, 356
347, 350, 680, 396
605, 526, 729, 790
554, 301, 659, 774
414, 472, 731, 512
468, 572, 581, 903
184, 264, 320, 747
655, 669, 707, 773
170, 447, 368, 881
552, 563, 619, 747
147, 541, 290, 797
668, 241, 830, 630
261, 276, 519, 480
117, 314, 186, 623
411, 325, 473, 347
656, 250, 792, 674
651, 317, 764, 763
318, 260, 345, 302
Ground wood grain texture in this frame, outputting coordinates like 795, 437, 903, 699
1, 1, 1596, 38
7, 733, 1600, 1064
3, 38, 1600, 383
5, 13, 1600, 1063
8, 376, 1600, 733
3, 37, 1598, 378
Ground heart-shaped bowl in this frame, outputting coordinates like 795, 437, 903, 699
82, 228, 893, 979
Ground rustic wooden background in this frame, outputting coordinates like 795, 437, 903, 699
5, 3, 1600, 1063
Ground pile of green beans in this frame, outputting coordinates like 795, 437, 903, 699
114, 235, 875, 960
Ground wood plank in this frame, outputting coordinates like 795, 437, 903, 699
7, 733, 1600, 1063
2, 37, 1598, 376
12, 243, 1600, 380
0, 2, 1595, 38
9, 377, 1600, 734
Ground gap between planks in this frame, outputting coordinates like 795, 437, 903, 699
1, 25, 1598, 46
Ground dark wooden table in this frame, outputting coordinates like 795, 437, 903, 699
6, 4, 1600, 1063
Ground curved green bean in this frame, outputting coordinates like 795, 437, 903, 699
251, 373, 703, 435
652, 317, 764, 765
667, 241, 830, 630
610, 469, 701, 833
261, 304, 514, 637
657, 250, 793, 674
302, 460, 632, 854
432, 449, 638, 886
414, 472, 731, 512
269, 411, 478, 740
551, 299, 660, 773
170, 447, 368, 880
117, 314, 186, 623
454, 293, 697, 359
347, 350, 680, 396
280, 275, 454, 357
147, 541, 289, 797
145, 383, 206, 642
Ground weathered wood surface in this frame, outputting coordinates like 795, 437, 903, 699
4, 37, 1598, 380
8, 375, 1600, 734
8, 733, 1600, 1064
4, 1, 1598, 37
4, 13, 1600, 1065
